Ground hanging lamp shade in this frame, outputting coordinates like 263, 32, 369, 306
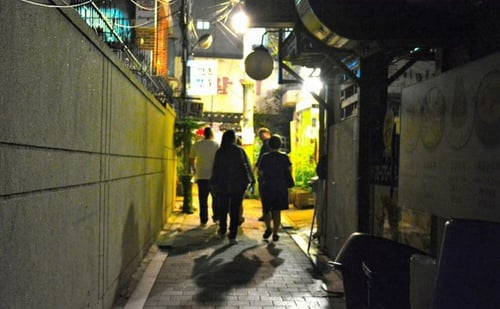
195, 33, 213, 50
245, 45, 273, 80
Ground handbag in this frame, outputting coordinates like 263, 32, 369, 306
286, 168, 295, 188
240, 147, 255, 185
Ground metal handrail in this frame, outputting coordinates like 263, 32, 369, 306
77, 0, 173, 106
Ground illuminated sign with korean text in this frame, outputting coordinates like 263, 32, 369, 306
188, 60, 217, 95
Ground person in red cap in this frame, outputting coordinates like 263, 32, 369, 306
190, 127, 219, 225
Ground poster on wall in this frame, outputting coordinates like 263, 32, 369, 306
399, 52, 500, 221
188, 60, 218, 95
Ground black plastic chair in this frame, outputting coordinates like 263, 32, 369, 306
330, 233, 425, 309
432, 219, 500, 309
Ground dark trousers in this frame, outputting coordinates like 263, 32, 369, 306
258, 179, 265, 216
217, 191, 244, 239
197, 179, 215, 224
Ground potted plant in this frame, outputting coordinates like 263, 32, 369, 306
174, 118, 201, 213
289, 141, 317, 208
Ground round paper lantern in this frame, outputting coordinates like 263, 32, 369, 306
245, 45, 273, 80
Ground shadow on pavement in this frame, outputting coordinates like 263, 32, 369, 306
159, 224, 224, 256
192, 243, 284, 304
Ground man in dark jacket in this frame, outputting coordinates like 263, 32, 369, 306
211, 130, 254, 244
254, 127, 271, 221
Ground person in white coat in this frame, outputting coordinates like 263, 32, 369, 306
190, 127, 219, 225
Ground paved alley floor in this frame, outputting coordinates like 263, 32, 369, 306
133, 197, 346, 309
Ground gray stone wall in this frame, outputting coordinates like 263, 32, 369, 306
0, 1, 176, 308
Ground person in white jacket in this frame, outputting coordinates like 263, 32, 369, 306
190, 127, 219, 225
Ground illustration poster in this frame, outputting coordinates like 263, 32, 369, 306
399, 52, 500, 221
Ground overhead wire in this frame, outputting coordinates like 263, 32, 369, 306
20, 0, 243, 53
19, 0, 176, 12
213, 2, 233, 23
93, 0, 182, 29
18, 0, 92, 8
215, 21, 242, 43
191, 0, 233, 25
114, 19, 155, 29
18, 0, 239, 36
129, 0, 155, 11
17, 0, 171, 101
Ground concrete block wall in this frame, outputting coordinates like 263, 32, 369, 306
0, 1, 176, 308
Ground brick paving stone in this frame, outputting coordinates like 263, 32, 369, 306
142, 198, 346, 309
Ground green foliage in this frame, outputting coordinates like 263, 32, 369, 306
174, 118, 201, 177
290, 140, 316, 191
254, 111, 293, 135
253, 138, 263, 165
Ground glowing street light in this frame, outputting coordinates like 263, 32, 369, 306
231, 10, 248, 34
